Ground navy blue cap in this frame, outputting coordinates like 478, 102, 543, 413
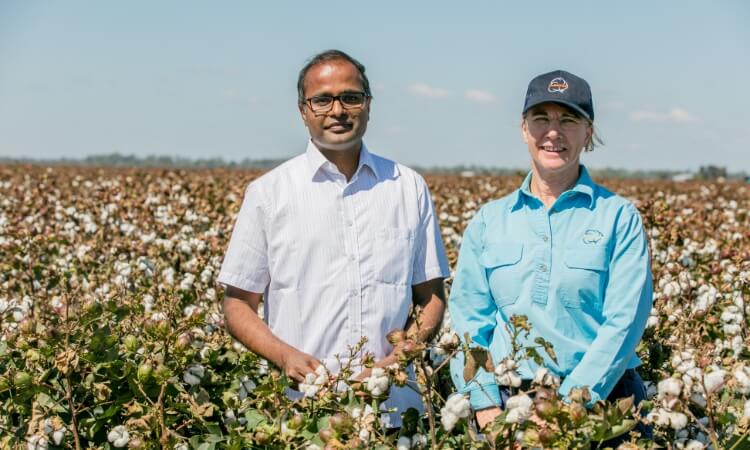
522, 70, 594, 121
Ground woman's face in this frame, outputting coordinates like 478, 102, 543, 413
521, 103, 592, 176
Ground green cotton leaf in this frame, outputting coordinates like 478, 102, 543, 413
525, 347, 544, 365
534, 337, 558, 364
595, 419, 637, 442
244, 410, 266, 430
317, 415, 331, 432
203, 434, 224, 444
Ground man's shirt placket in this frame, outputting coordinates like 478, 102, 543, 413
342, 177, 364, 350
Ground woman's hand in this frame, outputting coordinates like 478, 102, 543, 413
476, 406, 502, 429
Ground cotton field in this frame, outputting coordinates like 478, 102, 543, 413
0, 165, 747, 449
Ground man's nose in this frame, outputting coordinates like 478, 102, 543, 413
330, 98, 346, 116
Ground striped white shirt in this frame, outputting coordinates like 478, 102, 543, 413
218, 140, 450, 426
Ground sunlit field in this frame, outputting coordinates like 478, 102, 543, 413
1, 165, 748, 449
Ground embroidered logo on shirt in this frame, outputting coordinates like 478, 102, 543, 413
548, 77, 569, 93
582, 229, 604, 244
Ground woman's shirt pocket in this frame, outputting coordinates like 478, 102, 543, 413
561, 245, 610, 310
480, 242, 523, 308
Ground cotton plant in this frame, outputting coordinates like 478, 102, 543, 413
364, 367, 390, 397
299, 365, 329, 398
440, 393, 471, 431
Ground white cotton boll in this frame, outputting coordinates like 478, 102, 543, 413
494, 358, 522, 387
533, 367, 560, 388
669, 412, 688, 431
107, 425, 130, 448
396, 436, 411, 450
504, 394, 533, 424
365, 367, 390, 397
440, 410, 459, 431
357, 428, 370, 444
663, 281, 681, 297
734, 366, 750, 394
647, 408, 671, 427
743, 400, 750, 419
161, 267, 175, 285
150, 311, 167, 322
658, 378, 683, 398
183, 304, 200, 317
179, 273, 195, 291
678, 439, 705, 450
724, 323, 742, 335
299, 365, 328, 398
444, 393, 472, 418
703, 370, 726, 394
142, 294, 155, 312
27, 435, 48, 450
411, 433, 427, 448
647, 315, 660, 328
671, 351, 695, 373
51, 429, 66, 445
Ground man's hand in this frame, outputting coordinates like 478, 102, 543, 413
280, 348, 321, 383
223, 285, 321, 383
476, 407, 502, 429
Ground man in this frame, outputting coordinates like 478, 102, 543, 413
217, 49, 449, 426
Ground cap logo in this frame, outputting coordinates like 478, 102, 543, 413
548, 77, 568, 93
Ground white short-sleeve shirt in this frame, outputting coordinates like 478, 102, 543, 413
218, 141, 450, 425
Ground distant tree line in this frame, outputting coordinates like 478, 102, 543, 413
0, 153, 747, 180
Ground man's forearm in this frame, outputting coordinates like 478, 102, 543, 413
223, 296, 291, 369
405, 291, 446, 343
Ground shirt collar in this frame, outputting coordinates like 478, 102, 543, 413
304, 140, 381, 181
511, 165, 595, 211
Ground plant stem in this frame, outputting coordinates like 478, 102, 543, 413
420, 359, 438, 449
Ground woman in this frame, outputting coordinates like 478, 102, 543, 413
449, 70, 652, 441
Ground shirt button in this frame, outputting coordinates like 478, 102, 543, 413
349, 254, 355, 261
350, 290, 357, 297
539, 264, 548, 272
346, 220, 353, 227
542, 236, 549, 242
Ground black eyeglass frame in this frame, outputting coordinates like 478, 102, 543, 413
304, 91, 371, 112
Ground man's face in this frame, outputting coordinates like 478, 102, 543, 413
521, 103, 592, 175
299, 59, 370, 153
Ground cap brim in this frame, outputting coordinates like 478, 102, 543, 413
523, 99, 592, 121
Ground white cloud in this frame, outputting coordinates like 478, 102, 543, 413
629, 107, 698, 123
408, 83, 450, 99
464, 89, 496, 103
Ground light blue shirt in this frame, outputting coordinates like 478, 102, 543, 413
449, 166, 652, 409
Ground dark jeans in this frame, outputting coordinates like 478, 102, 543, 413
497, 368, 653, 446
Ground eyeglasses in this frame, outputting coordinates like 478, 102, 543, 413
305, 92, 369, 112
526, 114, 586, 132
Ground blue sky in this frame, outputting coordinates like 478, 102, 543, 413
1, 1, 748, 171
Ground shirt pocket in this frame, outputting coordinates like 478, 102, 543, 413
480, 242, 523, 308
562, 246, 609, 309
373, 227, 415, 285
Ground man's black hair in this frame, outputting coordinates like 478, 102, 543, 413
297, 49, 371, 104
